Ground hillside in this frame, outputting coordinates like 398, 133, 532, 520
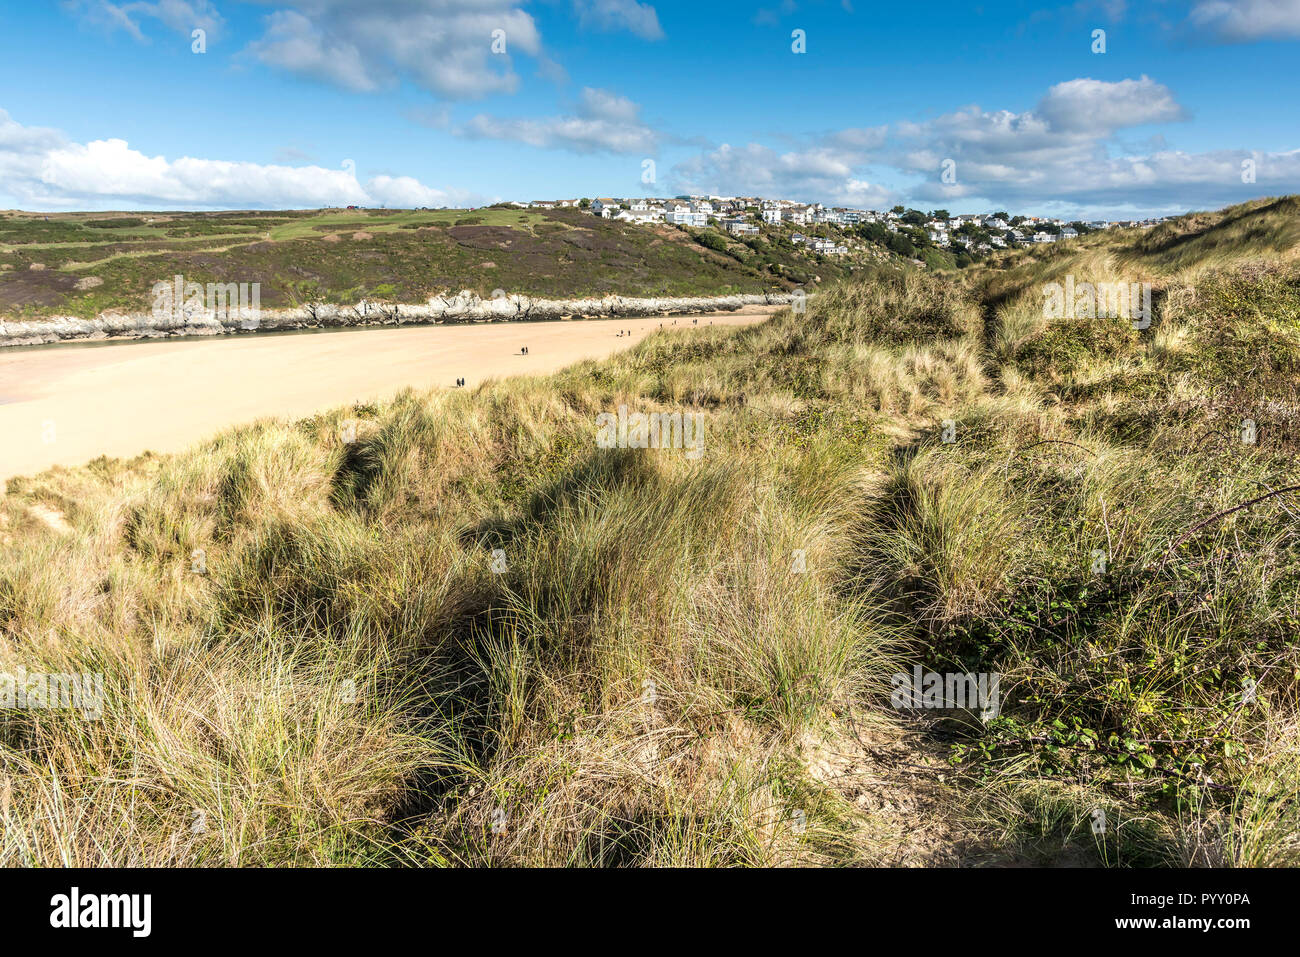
0, 207, 881, 321
2, 196, 1299, 866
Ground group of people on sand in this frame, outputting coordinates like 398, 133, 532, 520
456, 316, 715, 388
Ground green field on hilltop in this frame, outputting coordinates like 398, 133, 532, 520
0, 206, 882, 320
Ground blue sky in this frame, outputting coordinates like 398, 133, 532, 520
0, 0, 1298, 216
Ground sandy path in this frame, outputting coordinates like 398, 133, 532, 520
0, 310, 775, 480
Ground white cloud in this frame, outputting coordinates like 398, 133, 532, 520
0, 108, 475, 210
460, 87, 661, 154
366, 174, 471, 208
888, 87, 1294, 214
250, 9, 378, 91
670, 141, 894, 208
572, 0, 664, 40
244, 0, 541, 99
73, 1, 664, 96
666, 76, 1300, 216
1190, 0, 1300, 42
71, 1, 543, 98
0, 110, 64, 159
71, 0, 224, 41
1036, 76, 1187, 133
577, 87, 642, 123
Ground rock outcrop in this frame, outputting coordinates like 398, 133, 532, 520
0, 291, 796, 348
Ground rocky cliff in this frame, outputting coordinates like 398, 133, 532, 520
0, 291, 796, 348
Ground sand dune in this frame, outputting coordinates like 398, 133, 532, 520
0, 310, 774, 481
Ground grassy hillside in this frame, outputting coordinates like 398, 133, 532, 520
2, 197, 1298, 866
0, 207, 876, 320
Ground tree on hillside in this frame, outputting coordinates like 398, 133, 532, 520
856, 222, 891, 245
887, 232, 917, 258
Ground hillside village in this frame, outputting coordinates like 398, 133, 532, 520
504, 195, 1169, 265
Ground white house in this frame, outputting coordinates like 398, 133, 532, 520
666, 204, 706, 227
811, 238, 848, 254
762, 206, 783, 225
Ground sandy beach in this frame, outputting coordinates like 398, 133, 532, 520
0, 309, 775, 480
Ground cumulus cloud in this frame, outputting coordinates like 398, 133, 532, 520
1189, 0, 1300, 42
71, 1, 545, 97
572, 0, 664, 40
0, 110, 64, 160
244, 0, 541, 99
886, 82, 1291, 214
0, 108, 476, 210
670, 141, 894, 208
74, 1, 664, 95
365, 174, 471, 208
900, 124, 1300, 214
1035, 76, 1187, 133
459, 87, 661, 154
665, 76, 1299, 216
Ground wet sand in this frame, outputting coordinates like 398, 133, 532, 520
0, 309, 774, 479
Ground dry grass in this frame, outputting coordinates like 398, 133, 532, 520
3, 196, 1299, 867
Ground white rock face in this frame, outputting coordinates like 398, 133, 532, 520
0, 291, 796, 348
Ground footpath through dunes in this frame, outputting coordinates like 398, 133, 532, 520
0, 308, 776, 480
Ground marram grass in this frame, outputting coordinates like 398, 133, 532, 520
2, 197, 1300, 866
